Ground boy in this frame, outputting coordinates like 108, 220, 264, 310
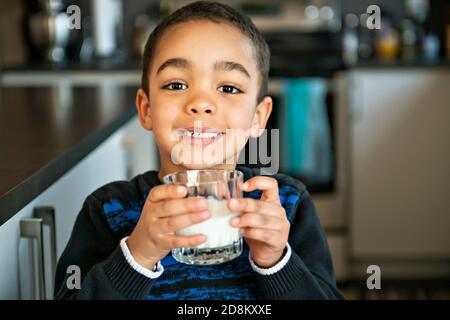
55, 1, 343, 300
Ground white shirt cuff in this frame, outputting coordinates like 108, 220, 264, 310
120, 236, 164, 279
249, 242, 292, 275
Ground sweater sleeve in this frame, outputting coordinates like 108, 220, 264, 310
54, 194, 156, 300
253, 189, 345, 300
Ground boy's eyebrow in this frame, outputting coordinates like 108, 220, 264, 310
214, 60, 251, 79
156, 58, 251, 79
156, 58, 192, 74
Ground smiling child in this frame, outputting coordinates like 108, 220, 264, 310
55, 1, 343, 300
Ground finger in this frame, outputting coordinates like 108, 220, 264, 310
230, 213, 284, 231
159, 210, 210, 233
148, 184, 187, 202
228, 198, 281, 217
155, 197, 208, 217
228, 197, 260, 213
161, 233, 208, 249
240, 227, 280, 245
243, 177, 279, 203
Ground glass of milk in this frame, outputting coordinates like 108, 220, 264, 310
163, 169, 244, 265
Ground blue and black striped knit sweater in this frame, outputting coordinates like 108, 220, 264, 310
54, 166, 344, 300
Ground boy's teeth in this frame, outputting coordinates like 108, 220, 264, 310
184, 131, 220, 138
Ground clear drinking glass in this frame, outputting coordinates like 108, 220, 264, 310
163, 169, 244, 265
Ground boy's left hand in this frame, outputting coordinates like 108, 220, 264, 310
228, 176, 290, 268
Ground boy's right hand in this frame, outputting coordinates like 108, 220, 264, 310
127, 184, 210, 270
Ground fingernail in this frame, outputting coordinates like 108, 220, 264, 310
177, 186, 186, 193
196, 199, 207, 208
231, 217, 240, 226
230, 199, 239, 209
199, 210, 209, 218
243, 182, 249, 189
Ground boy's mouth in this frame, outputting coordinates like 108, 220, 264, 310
178, 126, 224, 146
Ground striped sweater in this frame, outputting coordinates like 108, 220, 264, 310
54, 166, 344, 300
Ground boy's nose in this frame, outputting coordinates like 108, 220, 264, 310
186, 103, 216, 115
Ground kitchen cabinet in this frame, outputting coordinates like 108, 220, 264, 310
0, 129, 127, 299
348, 68, 450, 279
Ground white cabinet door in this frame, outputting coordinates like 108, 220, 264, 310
349, 69, 450, 261
0, 129, 127, 299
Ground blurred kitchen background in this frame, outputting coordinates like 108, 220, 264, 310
0, 0, 449, 300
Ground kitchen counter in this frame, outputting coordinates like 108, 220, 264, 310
350, 57, 450, 69
1, 59, 142, 72
0, 85, 137, 226
2, 56, 448, 82
2, 57, 345, 79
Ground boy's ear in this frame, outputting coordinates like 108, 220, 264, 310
250, 96, 273, 138
135, 88, 153, 131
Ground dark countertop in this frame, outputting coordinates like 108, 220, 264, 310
0, 85, 137, 226
2, 59, 343, 78
1, 59, 142, 72
351, 57, 450, 69
2, 56, 448, 79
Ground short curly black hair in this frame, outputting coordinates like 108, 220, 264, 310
141, 1, 270, 103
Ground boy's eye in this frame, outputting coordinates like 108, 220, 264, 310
163, 82, 187, 90
218, 85, 242, 94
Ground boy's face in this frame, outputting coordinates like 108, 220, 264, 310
136, 20, 272, 177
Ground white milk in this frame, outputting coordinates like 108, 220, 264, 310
176, 197, 240, 249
